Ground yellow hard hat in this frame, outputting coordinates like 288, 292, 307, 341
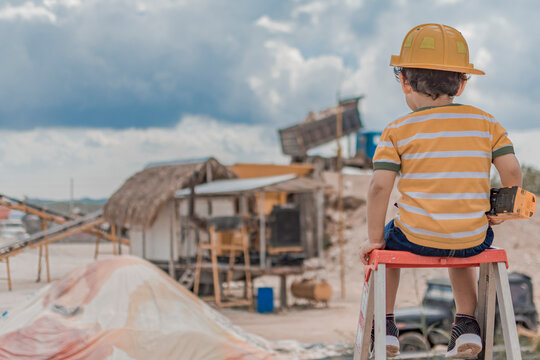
390, 23, 484, 75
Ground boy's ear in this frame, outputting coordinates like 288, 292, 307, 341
456, 78, 467, 96
399, 72, 413, 94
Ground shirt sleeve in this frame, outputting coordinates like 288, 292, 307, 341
372, 126, 401, 172
491, 120, 514, 160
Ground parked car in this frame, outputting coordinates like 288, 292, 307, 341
395, 273, 538, 352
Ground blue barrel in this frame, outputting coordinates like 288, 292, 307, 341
257, 287, 274, 313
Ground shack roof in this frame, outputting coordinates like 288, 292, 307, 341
104, 157, 235, 227
175, 174, 329, 198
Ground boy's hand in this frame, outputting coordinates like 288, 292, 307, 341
360, 240, 385, 265
488, 217, 504, 226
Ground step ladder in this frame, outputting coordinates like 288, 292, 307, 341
354, 248, 522, 360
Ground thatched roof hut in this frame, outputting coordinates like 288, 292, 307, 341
104, 158, 235, 227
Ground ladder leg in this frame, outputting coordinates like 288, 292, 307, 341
478, 263, 496, 360
494, 262, 522, 360
354, 272, 375, 360
373, 263, 386, 360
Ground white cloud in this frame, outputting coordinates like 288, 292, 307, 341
43, 0, 81, 8
246, 40, 345, 121
0, 2, 56, 23
0, 116, 287, 200
254, 15, 294, 34
291, 1, 328, 24
434, 0, 465, 5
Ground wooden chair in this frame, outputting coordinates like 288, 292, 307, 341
193, 217, 253, 308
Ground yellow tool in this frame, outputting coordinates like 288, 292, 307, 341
390, 23, 485, 75
487, 186, 536, 220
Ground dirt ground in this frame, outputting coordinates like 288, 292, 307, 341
1, 172, 538, 348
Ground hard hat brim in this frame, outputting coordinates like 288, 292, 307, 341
390, 55, 485, 75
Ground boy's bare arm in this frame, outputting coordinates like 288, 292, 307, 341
493, 153, 522, 187
360, 169, 397, 264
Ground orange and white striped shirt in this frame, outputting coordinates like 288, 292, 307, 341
373, 104, 514, 249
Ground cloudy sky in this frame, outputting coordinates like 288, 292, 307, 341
1, 0, 539, 199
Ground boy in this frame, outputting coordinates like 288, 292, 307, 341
359, 24, 522, 359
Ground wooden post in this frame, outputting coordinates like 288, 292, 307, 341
111, 223, 118, 256
316, 190, 324, 262
336, 102, 346, 298
117, 225, 122, 255
94, 236, 100, 260
6, 257, 12, 291
258, 192, 266, 269
45, 245, 50, 283
37, 244, 43, 282
168, 201, 175, 278
279, 274, 287, 309
142, 228, 147, 259
242, 225, 253, 310
210, 227, 221, 306
37, 219, 47, 282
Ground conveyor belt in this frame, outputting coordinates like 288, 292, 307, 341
0, 193, 128, 247
0, 210, 104, 259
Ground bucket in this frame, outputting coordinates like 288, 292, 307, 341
256, 287, 274, 313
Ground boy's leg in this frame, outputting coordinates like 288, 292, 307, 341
448, 267, 477, 315
446, 267, 482, 359
386, 268, 400, 314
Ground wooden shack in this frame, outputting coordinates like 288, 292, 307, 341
103, 158, 236, 275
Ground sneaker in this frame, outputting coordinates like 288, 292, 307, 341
370, 315, 400, 358
445, 315, 482, 359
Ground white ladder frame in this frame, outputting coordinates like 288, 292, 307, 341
354, 261, 522, 360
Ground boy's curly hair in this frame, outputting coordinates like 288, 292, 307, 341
394, 67, 470, 100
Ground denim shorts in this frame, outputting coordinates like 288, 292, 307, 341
384, 219, 493, 258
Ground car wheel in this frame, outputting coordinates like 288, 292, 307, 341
399, 332, 430, 352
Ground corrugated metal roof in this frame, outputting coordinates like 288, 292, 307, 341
175, 174, 327, 198
144, 157, 211, 169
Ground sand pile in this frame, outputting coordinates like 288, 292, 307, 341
0, 256, 279, 360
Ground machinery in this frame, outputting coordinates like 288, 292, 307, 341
487, 186, 536, 220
